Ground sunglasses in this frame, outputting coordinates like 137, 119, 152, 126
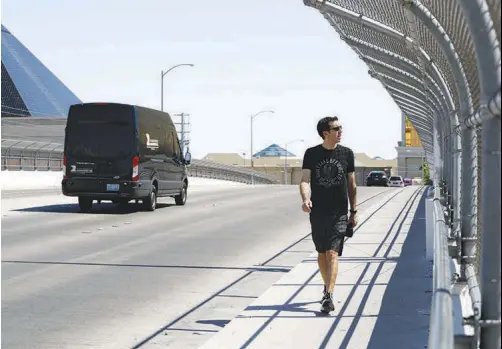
329, 125, 342, 132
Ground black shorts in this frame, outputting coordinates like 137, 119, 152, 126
309, 212, 348, 255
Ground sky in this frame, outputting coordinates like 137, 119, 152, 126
1, 0, 403, 160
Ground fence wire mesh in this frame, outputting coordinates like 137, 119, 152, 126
303, 0, 501, 348
324, 0, 410, 34
426, 0, 481, 110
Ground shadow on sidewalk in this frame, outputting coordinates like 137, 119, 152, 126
319, 186, 432, 349
243, 301, 321, 315
363, 189, 432, 349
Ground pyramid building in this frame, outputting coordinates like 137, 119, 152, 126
1, 25, 81, 118
253, 144, 296, 158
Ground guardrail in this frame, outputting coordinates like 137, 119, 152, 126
428, 187, 454, 349
1, 139, 280, 185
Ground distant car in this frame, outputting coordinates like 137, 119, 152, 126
366, 171, 388, 187
403, 178, 413, 186
388, 176, 404, 188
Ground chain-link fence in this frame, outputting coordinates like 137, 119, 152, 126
1, 139, 64, 171
1, 139, 280, 185
303, 1, 500, 348
0, 117, 280, 184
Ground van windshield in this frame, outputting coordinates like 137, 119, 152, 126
66, 104, 135, 159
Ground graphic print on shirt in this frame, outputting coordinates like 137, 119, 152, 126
315, 158, 345, 188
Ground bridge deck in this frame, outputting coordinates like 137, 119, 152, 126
200, 186, 432, 349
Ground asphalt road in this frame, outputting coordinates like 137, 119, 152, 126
1, 185, 392, 349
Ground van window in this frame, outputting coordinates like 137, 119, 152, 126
369, 172, 384, 178
390, 176, 401, 181
66, 104, 134, 159
171, 132, 181, 159
165, 130, 175, 158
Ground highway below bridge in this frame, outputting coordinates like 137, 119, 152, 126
1, 184, 430, 349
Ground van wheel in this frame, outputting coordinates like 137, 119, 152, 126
79, 197, 93, 213
175, 183, 187, 206
143, 188, 157, 211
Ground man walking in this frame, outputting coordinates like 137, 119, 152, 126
300, 116, 358, 314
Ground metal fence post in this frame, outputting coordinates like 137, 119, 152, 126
426, 186, 435, 260
34, 143, 49, 171
460, 121, 479, 275
434, 120, 442, 189
20, 142, 35, 171
408, 0, 479, 259
456, 0, 502, 347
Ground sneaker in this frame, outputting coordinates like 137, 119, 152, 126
320, 293, 335, 314
321, 285, 327, 303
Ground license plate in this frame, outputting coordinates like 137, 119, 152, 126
107, 184, 120, 191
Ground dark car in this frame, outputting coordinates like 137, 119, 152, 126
404, 178, 413, 186
61, 102, 191, 212
366, 171, 388, 187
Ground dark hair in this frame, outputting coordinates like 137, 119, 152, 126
317, 116, 339, 139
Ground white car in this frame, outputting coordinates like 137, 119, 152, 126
388, 176, 404, 187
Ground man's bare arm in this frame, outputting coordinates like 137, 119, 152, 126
299, 169, 311, 202
347, 172, 357, 211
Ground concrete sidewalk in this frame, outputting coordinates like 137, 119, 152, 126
200, 187, 432, 349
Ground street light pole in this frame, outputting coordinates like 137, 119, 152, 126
284, 144, 288, 185
161, 63, 194, 112
284, 139, 304, 185
250, 109, 275, 185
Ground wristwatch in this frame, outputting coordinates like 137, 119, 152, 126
350, 209, 358, 214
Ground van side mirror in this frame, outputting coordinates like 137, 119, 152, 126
185, 151, 192, 165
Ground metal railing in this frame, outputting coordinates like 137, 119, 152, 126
302, 1, 501, 348
430, 190, 454, 349
1, 139, 280, 185
1, 139, 65, 171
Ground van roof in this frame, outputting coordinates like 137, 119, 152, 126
70, 103, 172, 117
72, 102, 134, 107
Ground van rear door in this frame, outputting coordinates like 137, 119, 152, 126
65, 104, 136, 181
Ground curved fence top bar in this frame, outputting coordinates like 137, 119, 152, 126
302, 0, 495, 170
1, 138, 64, 151
487, 0, 501, 44
313, 0, 462, 112
316, 0, 479, 111
422, 0, 480, 110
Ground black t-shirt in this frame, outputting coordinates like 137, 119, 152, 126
302, 144, 355, 215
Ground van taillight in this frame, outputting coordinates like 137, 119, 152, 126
132, 156, 139, 181
63, 155, 67, 179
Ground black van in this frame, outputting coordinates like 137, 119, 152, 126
61, 102, 191, 212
